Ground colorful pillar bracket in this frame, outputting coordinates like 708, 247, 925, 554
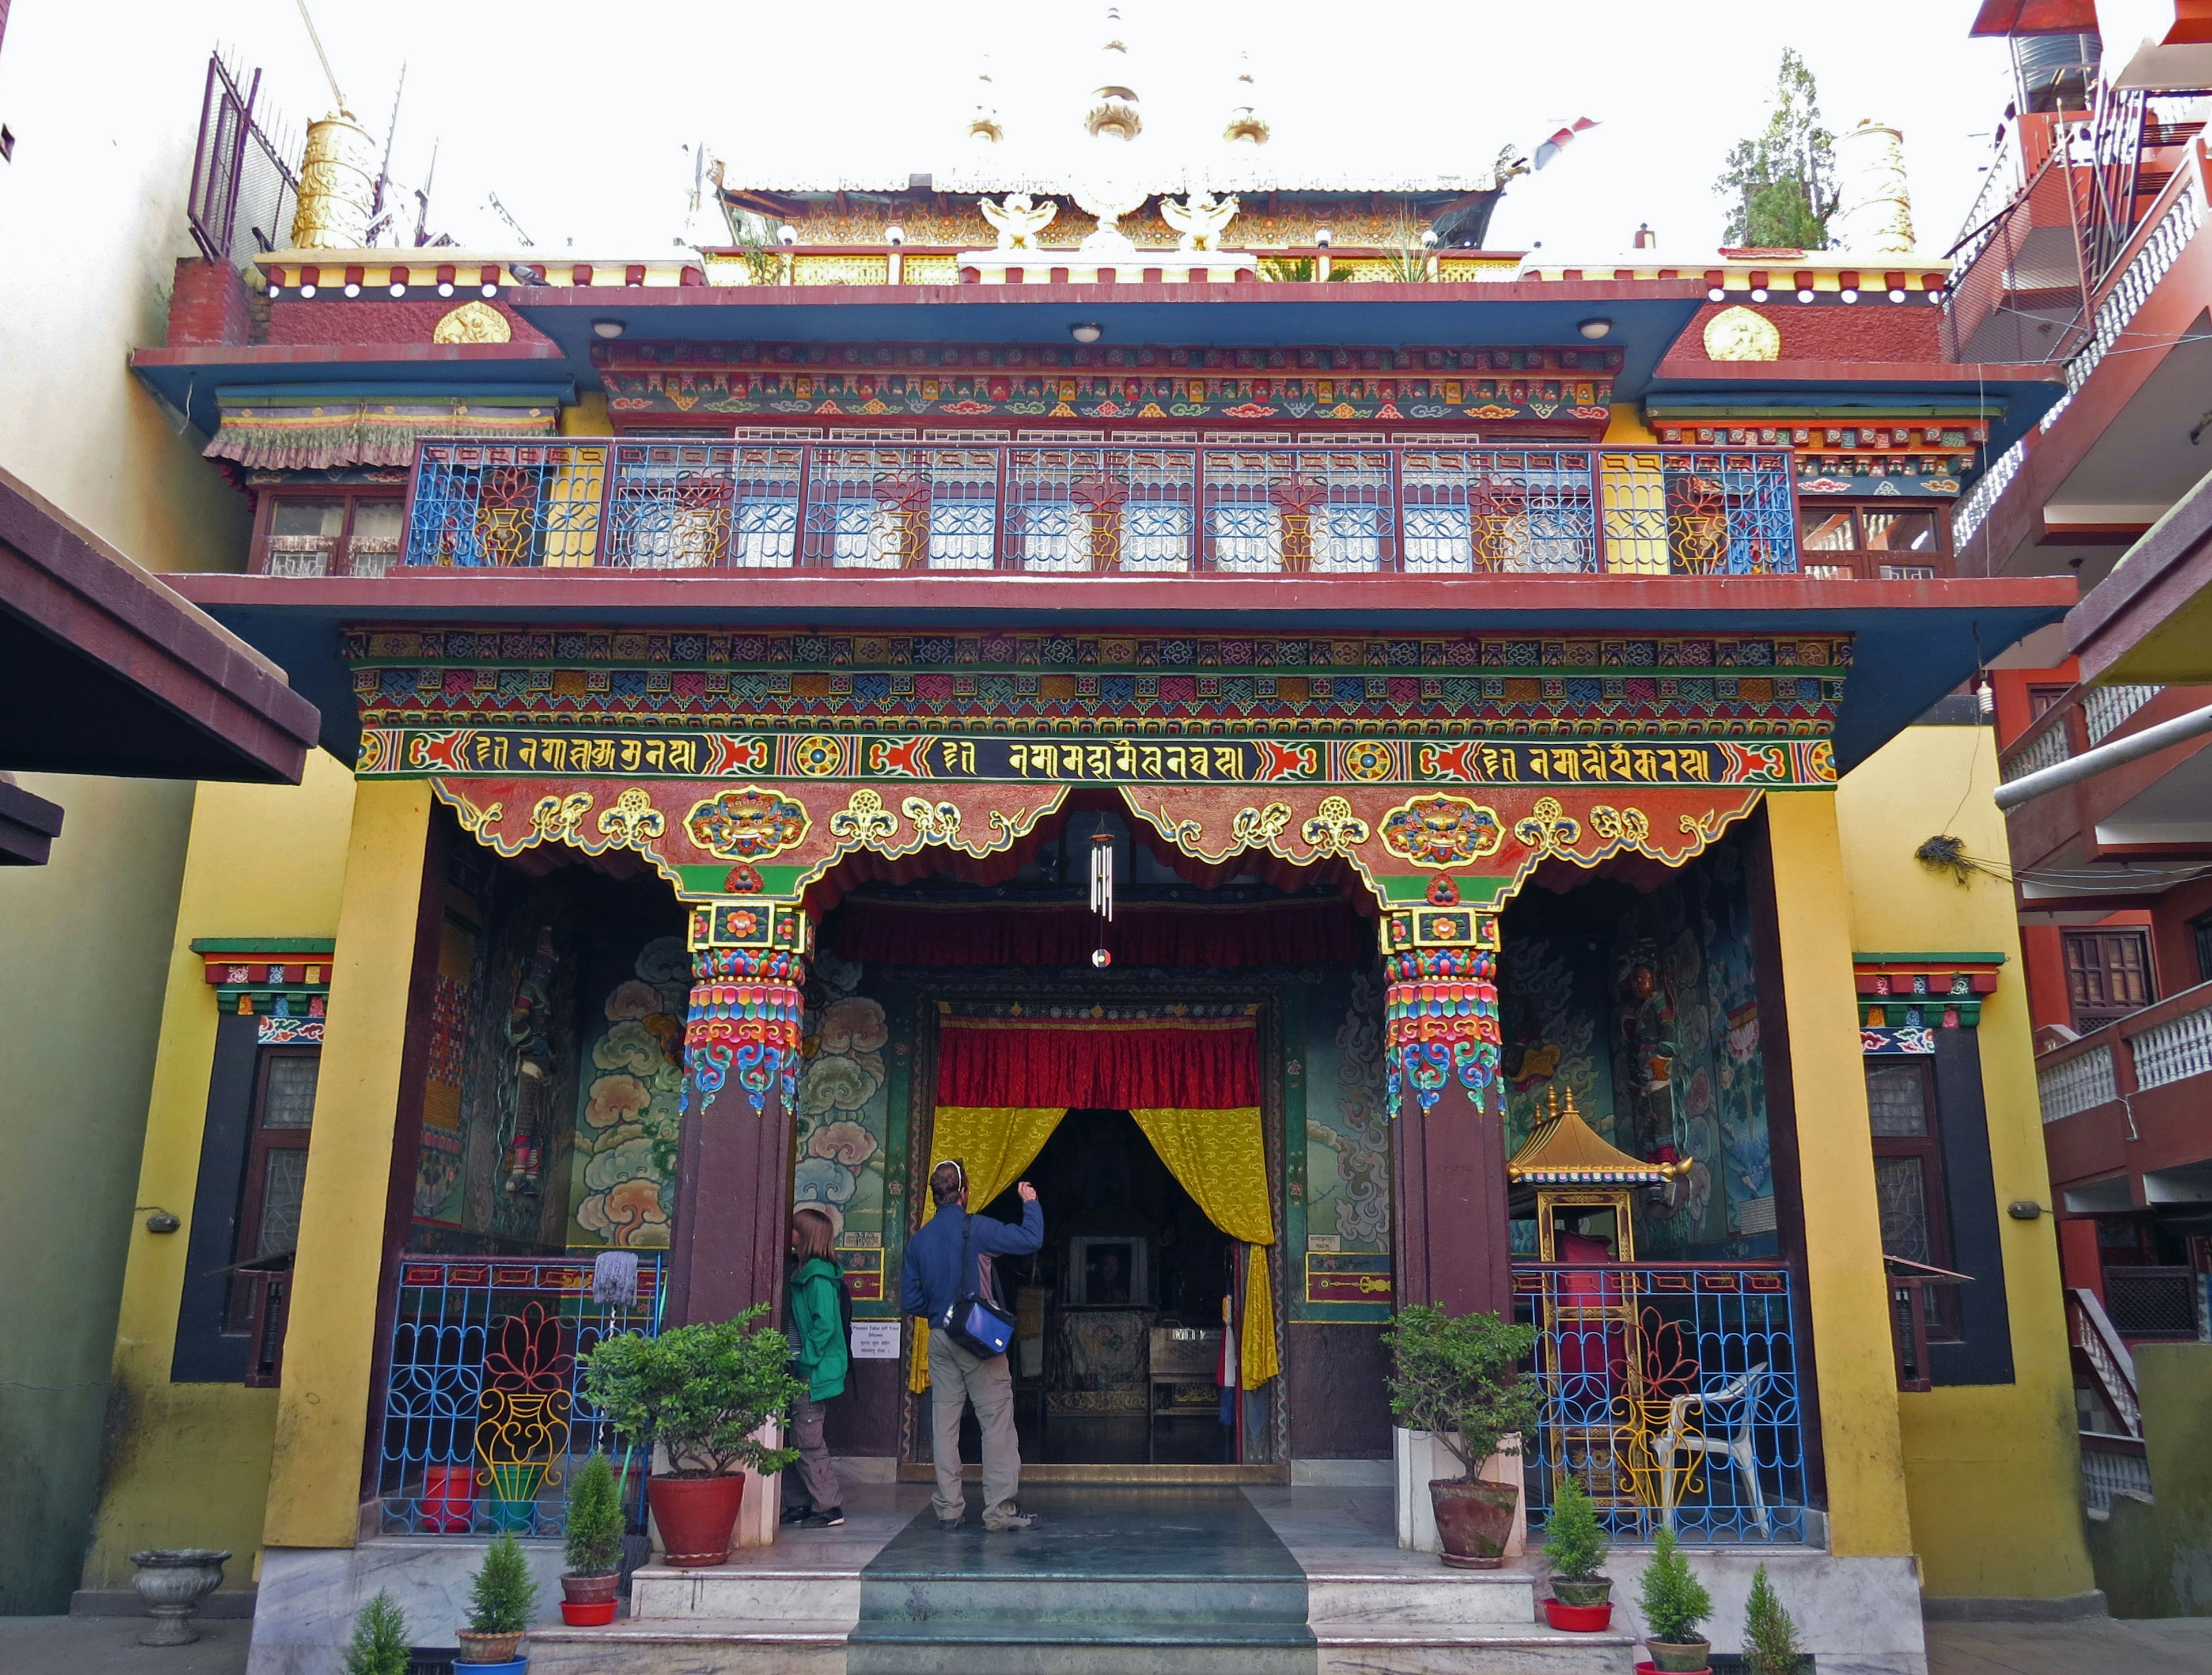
681, 898, 813, 1116
1381, 909, 1501, 1119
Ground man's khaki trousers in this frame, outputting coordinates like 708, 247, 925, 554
927, 1326, 1021, 1526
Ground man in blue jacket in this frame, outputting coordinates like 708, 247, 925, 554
900, 1159, 1044, 1531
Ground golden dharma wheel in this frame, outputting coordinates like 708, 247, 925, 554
290, 113, 377, 250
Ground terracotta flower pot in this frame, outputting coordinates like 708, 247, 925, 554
1549, 1575, 1611, 1609
647, 1473, 746, 1568
1646, 1638, 1713, 1673
1544, 1596, 1613, 1631
559, 1571, 619, 1625
455, 1627, 526, 1664
1427, 1477, 1519, 1570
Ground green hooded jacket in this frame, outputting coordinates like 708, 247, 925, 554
786, 1256, 850, 1403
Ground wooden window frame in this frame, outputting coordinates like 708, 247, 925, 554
250, 486, 405, 577
1865, 1056, 1961, 1340
2062, 926, 2157, 1032
1796, 501, 1954, 580
226, 1047, 319, 1331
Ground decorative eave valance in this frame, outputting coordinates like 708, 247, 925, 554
190, 935, 336, 1043
204, 385, 566, 471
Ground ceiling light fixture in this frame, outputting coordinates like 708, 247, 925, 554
1070, 322, 1103, 344
1313, 228, 1331, 247
592, 319, 626, 340
885, 225, 904, 245
1577, 317, 1612, 340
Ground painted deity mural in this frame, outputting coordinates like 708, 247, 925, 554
1495, 838, 1771, 1260
791, 956, 897, 1305
565, 934, 689, 1249
1293, 967, 1393, 1313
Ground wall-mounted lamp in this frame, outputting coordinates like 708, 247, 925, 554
2007, 1200, 2047, 1221
1070, 322, 1103, 344
778, 224, 799, 246
592, 319, 626, 340
1313, 228, 1331, 247
139, 1207, 181, 1234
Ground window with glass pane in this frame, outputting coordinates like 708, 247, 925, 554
266, 498, 345, 577
1210, 505, 1279, 571
1313, 505, 1382, 572
1861, 509, 1938, 552
1863, 1056, 1959, 1336
733, 499, 798, 567
228, 1049, 319, 1330
346, 499, 404, 576
1018, 501, 1082, 571
1404, 506, 1472, 573
929, 502, 995, 569
1800, 509, 1857, 551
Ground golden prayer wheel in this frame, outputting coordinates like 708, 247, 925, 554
290, 113, 376, 250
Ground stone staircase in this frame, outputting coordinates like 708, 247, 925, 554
527, 1561, 1637, 1673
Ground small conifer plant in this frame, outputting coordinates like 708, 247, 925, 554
342, 1590, 411, 1675
1744, 1562, 1806, 1675
1638, 1528, 1714, 1663
467, 1532, 540, 1635
563, 1453, 624, 1579
1542, 1477, 1609, 1582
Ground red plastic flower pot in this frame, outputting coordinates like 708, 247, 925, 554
559, 1598, 618, 1627
1544, 1597, 1613, 1631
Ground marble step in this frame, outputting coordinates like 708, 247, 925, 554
524, 1617, 849, 1674
1312, 1623, 1642, 1675
631, 1564, 865, 1623
857, 1565, 1309, 1626
1302, 1569, 1539, 1628
845, 1618, 1318, 1675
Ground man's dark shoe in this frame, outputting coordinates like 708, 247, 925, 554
780, 1504, 814, 1526
801, 1506, 845, 1528
983, 1507, 1039, 1532
936, 1511, 965, 1532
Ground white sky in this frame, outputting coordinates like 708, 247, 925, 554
229, 0, 2020, 260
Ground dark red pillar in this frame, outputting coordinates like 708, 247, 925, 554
664, 902, 811, 1329
1387, 928, 1511, 1317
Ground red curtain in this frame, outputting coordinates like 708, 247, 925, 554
936, 1017, 1259, 1107
836, 898, 1363, 969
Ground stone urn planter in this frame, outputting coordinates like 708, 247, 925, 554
128, 1548, 230, 1646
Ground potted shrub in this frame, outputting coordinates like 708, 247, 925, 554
582, 1306, 801, 1568
1381, 1303, 1539, 1570
559, 1453, 625, 1625
1744, 1563, 1808, 1674
344, 1590, 411, 1675
456, 1531, 537, 1669
1637, 1528, 1714, 1673
1540, 1476, 1612, 1630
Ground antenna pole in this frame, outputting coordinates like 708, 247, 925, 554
414, 139, 439, 247
371, 63, 406, 232
293, 0, 348, 115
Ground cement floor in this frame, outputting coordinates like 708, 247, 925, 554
0, 1614, 252, 1673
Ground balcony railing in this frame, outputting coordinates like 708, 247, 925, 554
396, 440, 1801, 578
2080, 1430, 2152, 1511
374, 1253, 661, 1537
2039, 980, 2212, 1127
1512, 1262, 1808, 1544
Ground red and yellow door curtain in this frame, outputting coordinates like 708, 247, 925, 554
910, 1010, 1277, 1392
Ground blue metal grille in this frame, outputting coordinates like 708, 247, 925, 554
376, 1255, 662, 1537
399, 439, 1797, 577
1514, 1263, 1808, 1544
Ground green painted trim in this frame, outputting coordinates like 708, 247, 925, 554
190, 937, 338, 954
1853, 952, 2008, 964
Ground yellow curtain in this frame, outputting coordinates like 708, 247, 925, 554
906, 1106, 1066, 1392
1130, 1108, 1279, 1389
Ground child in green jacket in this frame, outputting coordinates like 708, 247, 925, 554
781, 1207, 850, 1528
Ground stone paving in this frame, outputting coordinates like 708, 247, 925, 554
0, 1614, 251, 1674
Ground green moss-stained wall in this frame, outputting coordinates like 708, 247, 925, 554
0, 775, 195, 1612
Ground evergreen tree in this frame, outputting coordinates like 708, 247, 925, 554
1744, 1563, 1806, 1674
343, 1590, 411, 1675
1714, 48, 1837, 249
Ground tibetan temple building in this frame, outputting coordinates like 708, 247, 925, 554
75, 26, 2116, 1674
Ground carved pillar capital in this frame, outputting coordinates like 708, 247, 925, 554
681, 899, 813, 1117
1382, 919, 1502, 1121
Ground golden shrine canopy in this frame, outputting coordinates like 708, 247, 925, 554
1506, 1085, 1692, 1187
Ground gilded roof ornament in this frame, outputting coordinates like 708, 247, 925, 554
431, 301, 513, 345
1703, 305, 1782, 362
1161, 190, 1240, 252
1506, 1084, 1690, 1185
979, 193, 1058, 251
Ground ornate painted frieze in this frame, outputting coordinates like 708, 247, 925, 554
1855, 953, 2003, 1047
596, 340, 1619, 427
347, 629, 1851, 755
191, 936, 334, 1041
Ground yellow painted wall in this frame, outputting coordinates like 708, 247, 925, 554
263, 781, 433, 1551
81, 753, 358, 1594
1762, 790, 1916, 1559
1603, 404, 1658, 445
1835, 725, 2097, 1600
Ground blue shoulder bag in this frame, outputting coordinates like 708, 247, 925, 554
941, 1210, 1016, 1359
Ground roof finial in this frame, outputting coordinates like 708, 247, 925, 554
1084, 5, 1142, 142
967, 55, 1003, 145
1224, 51, 1270, 146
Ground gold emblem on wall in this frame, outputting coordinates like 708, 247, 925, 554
1301, 796, 1371, 856
1378, 794, 1506, 868
685, 787, 811, 859
1702, 305, 1781, 362
432, 301, 513, 344
827, 787, 899, 847
595, 787, 666, 850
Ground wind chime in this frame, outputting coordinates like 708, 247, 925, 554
1089, 829, 1115, 968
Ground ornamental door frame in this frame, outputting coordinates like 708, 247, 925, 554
897, 971, 1294, 1480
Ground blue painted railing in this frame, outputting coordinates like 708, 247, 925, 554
396, 439, 1800, 578
374, 1253, 662, 1538
1513, 1261, 1810, 1544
